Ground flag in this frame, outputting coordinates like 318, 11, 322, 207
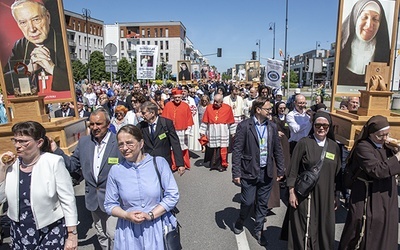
279, 49, 284, 58
264, 58, 284, 88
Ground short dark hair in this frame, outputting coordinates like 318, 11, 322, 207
141, 101, 158, 115
250, 97, 270, 115
12, 121, 51, 152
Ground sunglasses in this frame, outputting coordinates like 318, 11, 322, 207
314, 123, 329, 129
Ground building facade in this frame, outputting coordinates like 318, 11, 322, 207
64, 10, 105, 64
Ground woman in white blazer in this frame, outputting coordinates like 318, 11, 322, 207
0, 121, 78, 249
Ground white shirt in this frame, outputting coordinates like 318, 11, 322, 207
286, 108, 312, 142
93, 132, 111, 182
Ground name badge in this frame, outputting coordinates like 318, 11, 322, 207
325, 152, 335, 160
108, 157, 119, 164
159, 133, 167, 140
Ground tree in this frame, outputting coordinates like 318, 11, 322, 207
88, 51, 107, 82
289, 70, 299, 84
117, 57, 132, 83
71, 60, 87, 82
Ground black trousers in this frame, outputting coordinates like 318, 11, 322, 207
239, 168, 273, 233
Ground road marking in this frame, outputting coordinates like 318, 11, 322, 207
235, 231, 250, 250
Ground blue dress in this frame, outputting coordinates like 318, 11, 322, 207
10, 169, 66, 249
104, 154, 179, 250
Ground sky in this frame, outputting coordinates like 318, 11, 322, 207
62, 0, 341, 72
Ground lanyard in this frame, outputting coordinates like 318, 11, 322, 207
255, 123, 267, 145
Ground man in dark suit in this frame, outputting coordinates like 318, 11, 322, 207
102, 95, 127, 117
52, 107, 121, 249
76, 96, 90, 120
137, 101, 185, 175
231, 97, 285, 246
54, 102, 75, 117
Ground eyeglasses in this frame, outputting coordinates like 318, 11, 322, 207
296, 102, 307, 105
11, 138, 32, 147
141, 111, 150, 116
314, 123, 329, 130
115, 113, 124, 117
260, 107, 273, 112
118, 141, 137, 149
374, 133, 390, 140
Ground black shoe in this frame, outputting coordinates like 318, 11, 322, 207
254, 231, 268, 246
218, 166, 227, 172
233, 219, 244, 234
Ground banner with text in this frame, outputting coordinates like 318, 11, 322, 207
264, 59, 283, 88
137, 45, 159, 79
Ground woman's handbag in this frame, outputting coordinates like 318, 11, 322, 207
153, 157, 182, 250
294, 141, 328, 199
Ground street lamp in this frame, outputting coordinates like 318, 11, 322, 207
256, 39, 261, 62
284, 0, 289, 98
269, 22, 276, 59
82, 8, 91, 83
311, 41, 321, 100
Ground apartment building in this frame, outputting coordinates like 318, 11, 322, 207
64, 10, 104, 64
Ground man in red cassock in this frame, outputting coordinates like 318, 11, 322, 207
199, 94, 236, 172
162, 88, 194, 174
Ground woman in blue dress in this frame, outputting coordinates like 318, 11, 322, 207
104, 124, 179, 249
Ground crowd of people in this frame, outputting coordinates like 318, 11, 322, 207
0, 76, 399, 249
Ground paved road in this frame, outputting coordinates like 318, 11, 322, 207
0, 151, 399, 249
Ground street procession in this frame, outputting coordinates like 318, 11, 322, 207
0, 0, 400, 249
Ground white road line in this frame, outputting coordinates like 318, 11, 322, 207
235, 231, 251, 250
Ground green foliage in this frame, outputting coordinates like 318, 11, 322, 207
71, 60, 87, 82
117, 57, 133, 83
88, 51, 107, 82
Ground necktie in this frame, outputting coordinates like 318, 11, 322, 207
150, 123, 155, 141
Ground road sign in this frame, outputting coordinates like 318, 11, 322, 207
104, 43, 117, 56
105, 66, 118, 72
166, 64, 172, 71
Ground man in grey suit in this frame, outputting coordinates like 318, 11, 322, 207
53, 107, 121, 249
232, 97, 285, 246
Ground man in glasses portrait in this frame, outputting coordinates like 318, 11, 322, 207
3, 0, 69, 95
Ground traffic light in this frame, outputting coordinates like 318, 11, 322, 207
252, 51, 257, 60
217, 48, 222, 57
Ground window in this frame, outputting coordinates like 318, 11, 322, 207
142, 41, 145, 45
79, 49, 82, 59
166, 41, 169, 50
94, 38, 96, 48
90, 25, 92, 34
78, 23, 81, 32
73, 20, 75, 30
160, 41, 163, 50
154, 28, 158, 38
78, 35, 81, 45
120, 29, 124, 37
142, 29, 145, 36
166, 28, 169, 37
84, 36, 86, 45
155, 41, 158, 46
121, 41, 124, 50
160, 53, 164, 60
147, 28, 150, 38
160, 28, 163, 37
166, 53, 169, 62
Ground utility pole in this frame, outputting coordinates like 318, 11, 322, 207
284, 0, 289, 98
82, 8, 91, 83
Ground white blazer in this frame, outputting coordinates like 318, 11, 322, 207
0, 152, 78, 229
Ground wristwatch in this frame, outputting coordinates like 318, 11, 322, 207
68, 229, 78, 235
148, 211, 155, 221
